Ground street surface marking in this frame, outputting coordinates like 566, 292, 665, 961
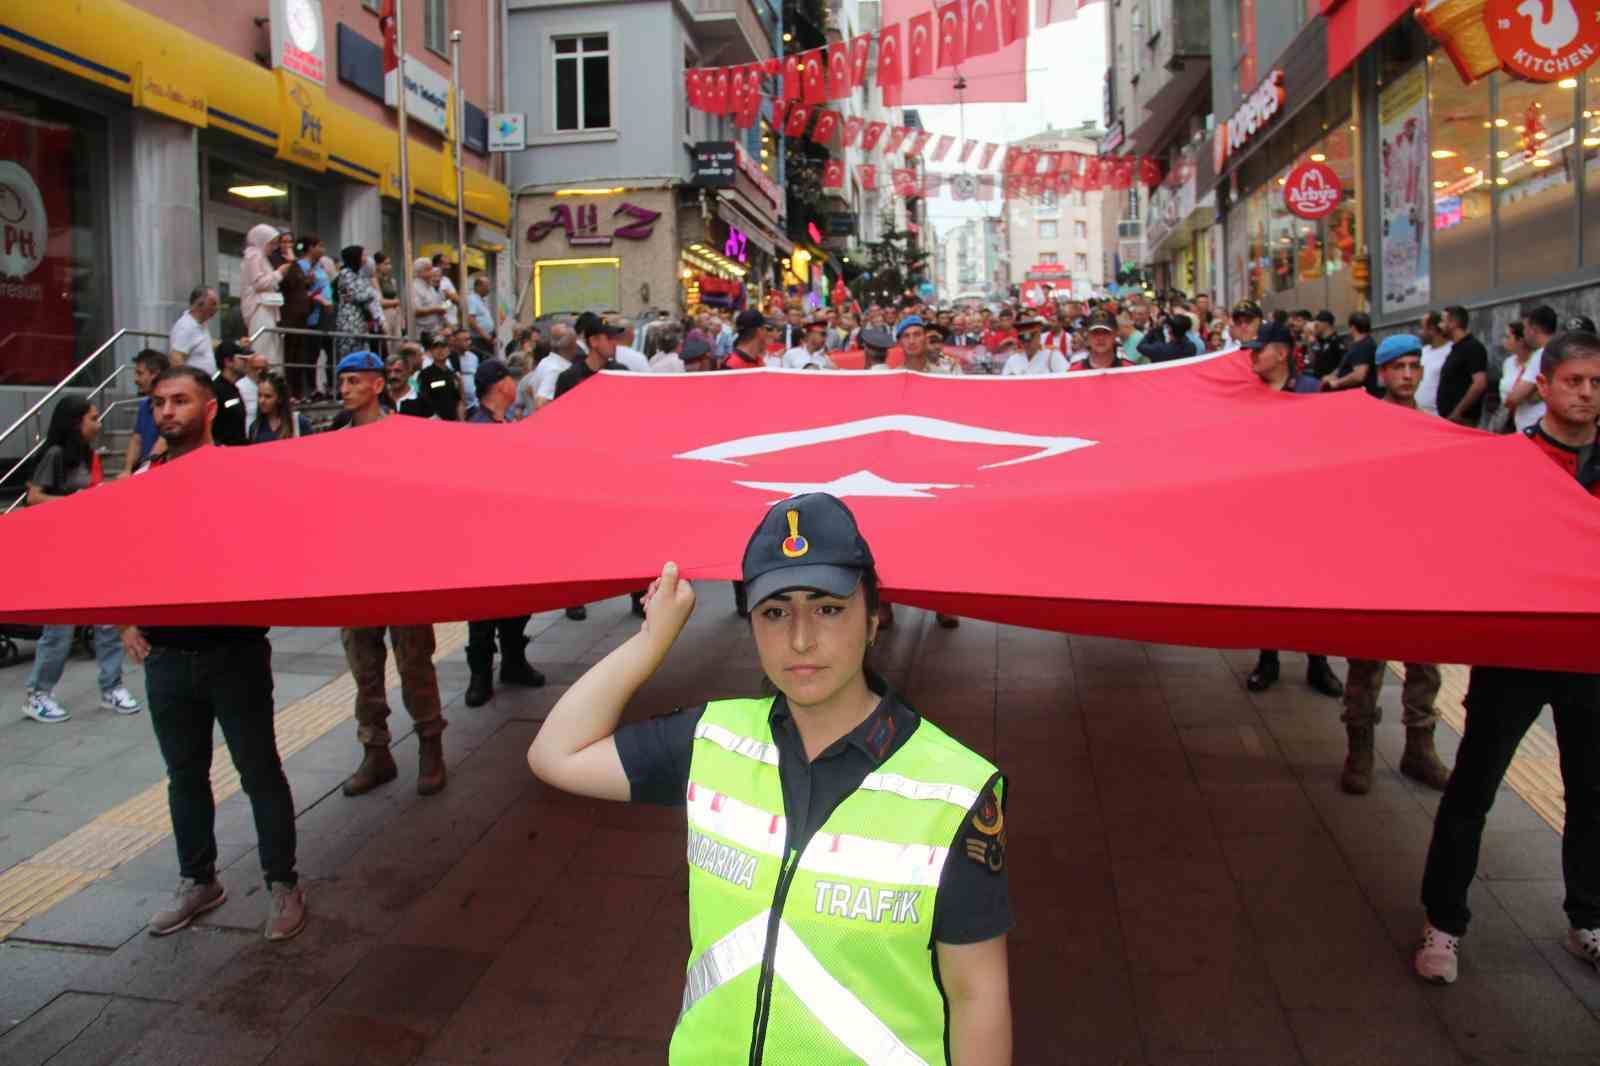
0, 623, 469, 940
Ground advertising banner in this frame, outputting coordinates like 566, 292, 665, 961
0, 112, 76, 386
1378, 64, 1430, 314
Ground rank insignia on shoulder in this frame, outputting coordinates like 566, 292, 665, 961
964, 834, 1004, 873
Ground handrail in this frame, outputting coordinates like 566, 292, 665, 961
0, 329, 169, 456
3, 397, 149, 515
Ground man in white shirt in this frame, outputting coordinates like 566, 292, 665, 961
169, 287, 219, 376
447, 327, 480, 408
531, 323, 578, 409
466, 274, 497, 358
647, 328, 686, 373
237, 351, 270, 434
433, 255, 460, 328
1505, 305, 1557, 430
1416, 310, 1453, 417
613, 323, 650, 373
1001, 316, 1069, 375
783, 315, 835, 369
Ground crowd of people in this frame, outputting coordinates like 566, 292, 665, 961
15, 264, 1600, 1004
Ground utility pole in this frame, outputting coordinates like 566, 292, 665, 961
391, 0, 415, 335
450, 29, 469, 331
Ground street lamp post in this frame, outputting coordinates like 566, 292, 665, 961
450, 29, 468, 332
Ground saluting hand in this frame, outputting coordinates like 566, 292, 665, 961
640, 561, 695, 649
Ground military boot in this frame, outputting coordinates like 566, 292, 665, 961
1400, 726, 1451, 791
417, 737, 447, 796
1341, 725, 1375, 795
343, 746, 398, 796
465, 671, 493, 708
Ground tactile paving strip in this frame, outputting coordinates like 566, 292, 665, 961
0, 623, 469, 940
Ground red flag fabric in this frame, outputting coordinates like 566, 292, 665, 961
783, 54, 802, 100
7, 366, 1590, 672
877, 23, 904, 107
1139, 156, 1163, 188
770, 97, 792, 131
828, 42, 851, 101
965, 0, 999, 57
685, 69, 703, 111
907, 130, 933, 157
978, 142, 999, 169
908, 12, 936, 79
810, 109, 841, 145
998, 0, 1029, 43
1081, 156, 1103, 190
891, 168, 919, 197
889, 0, 1025, 104
1037, 0, 1077, 27
784, 104, 813, 137
976, 173, 996, 199
931, 135, 955, 162
822, 159, 846, 189
841, 116, 865, 147
734, 84, 761, 129
802, 49, 827, 105
937, 0, 965, 67
729, 67, 750, 115
959, 139, 978, 163
706, 68, 729, 113
861, 121, 888, 151
884, 126, 912, 154
857, 163, 879, 190
1108, 157, 1134, 190
1037, 151, 1063, 175
850, 34, 873, 88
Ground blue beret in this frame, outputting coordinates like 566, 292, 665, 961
336, 350, 385, 375
894, 315, 925, 339
1375, 334, 1423, 366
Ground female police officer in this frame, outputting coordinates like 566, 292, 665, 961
528, 493, 1013, 1065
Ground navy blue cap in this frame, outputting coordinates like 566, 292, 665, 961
681, 337, 713, 362
336, 350, 385, 375
1376, 333, 1423, 366
741, 494, 875, 608
1242, 321, 1296, 350
474, 357, 513, 395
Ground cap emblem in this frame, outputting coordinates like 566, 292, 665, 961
780, 510, 810, 558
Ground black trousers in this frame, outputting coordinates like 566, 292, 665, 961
1256, 650, 1331, 673
1421, 666, 1600, 936
466, 615, 531, 675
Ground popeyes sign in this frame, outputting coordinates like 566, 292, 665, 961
1283, 161, 1342, 220
1214, 70, 1285, 174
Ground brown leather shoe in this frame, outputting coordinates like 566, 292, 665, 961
417, 736, 447, 796
1340, 725, 1375, 795
342, 746, 397, 796
1400, 726, 1451, 791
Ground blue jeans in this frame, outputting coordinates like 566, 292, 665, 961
143, 638, 297, 887
27, 624, 124, 693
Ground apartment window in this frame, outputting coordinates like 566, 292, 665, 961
1074, 220, 1087, 239
555, 35, 612, 132
1039, 252, 1059, 264
1038, 220, 1058, 238
424, 0, 448, 56
1075, 253, 1089, 272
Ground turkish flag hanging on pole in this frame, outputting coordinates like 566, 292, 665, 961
5, 368, 1593, 672
877, 23, 904, 107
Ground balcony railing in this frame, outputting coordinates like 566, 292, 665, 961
690, 0, 774, 64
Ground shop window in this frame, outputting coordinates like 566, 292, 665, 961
1428, 54, 1491, 304
1040, 252, 1059, 264
1075, 253, 1089, 272
1587, 68, 1600, 268
1038, 220, 1058, 238
1495, 74, 1577, 287
425, 0, 449, 57
1074, 220, 1087, 239
555, 35, 611, 132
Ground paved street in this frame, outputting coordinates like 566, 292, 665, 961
0, 590, 1595, 1066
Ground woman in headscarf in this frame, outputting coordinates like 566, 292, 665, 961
336, 245, 378, 359
410, 257, 446, 339
240, 224, 290, 364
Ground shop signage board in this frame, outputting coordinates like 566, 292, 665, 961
1484, 0, 1599, 82
734, 143, 782, 214
534, 258, 621, 317
489, 113, 525, 152
526, 202, 662, 247
134, 57, 207, 128
691, 142, 738, 188
386, 55, 450, 135
0, 115, 76, 385
276, 69, 328, 173
1283, 161, 1342, 219
271, 0, 328, 85
1213, 70, 1285, 174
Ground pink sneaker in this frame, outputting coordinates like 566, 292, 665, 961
1415, 921, 1459, 985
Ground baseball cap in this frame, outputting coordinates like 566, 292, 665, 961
741, 493, 875, 608
1231, 300, 1264, 321
1375, 333, 1423, 366
1563, 314, 1598, 334
1015, 316, 1045, 333
474, 357, 513, 395
1086, 309, 1117, 333
735, 309, 769, 335
336, 350, 386, 375
422, 331, 446, 350
580, 314, 627, 339
216, 339, 251, 363
859, 326, 895, 351
681, 337, 713, 362
1242, 321, 1296, 350
894, 315, 926, 338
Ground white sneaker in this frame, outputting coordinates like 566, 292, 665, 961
22, 689, 69, 724
100, 686, 141, 714
1415, 921, 1460, 985
1566, 928, 1600, 972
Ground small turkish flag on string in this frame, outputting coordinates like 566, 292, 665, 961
959, 139, 978, 163
1081, 156, 1103, 190
1002, 174, 1024, 199
850, 34, 873, 88
707, 69, 729, 113
842, 116, 865, 147
884, 126, 912, 154
978, 142, 999, 169
728, 67, 749, 115
891, 168, 919, 197
685, 70, 703, 111
1139, 156, 1163, 188
998, 0, 1029, 45
907, 130, 933, 156
908, 13, 936, 79
783, 54, 802, 100
877, 24, 904, 107
924, 172, 945, 198
931, 135, 955, 162
1109, 157, 1135, 190
937, 1, 965, 67
823, 159, 846, 189
857, 163, 880, 190
784, 104, 812, 137
771, 97, 792, 130
734, 83, 761, 129
802, 50, 827, 105
966, 0, 1000, 57
828, 42, 851, 100
861, 120, 889, 151
811, 110, 841, 144
976, 173, 996, 200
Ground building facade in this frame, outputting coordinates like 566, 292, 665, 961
1004, 124, 1109, 300
936, 217, 1007, 299
1, 0, 512, 438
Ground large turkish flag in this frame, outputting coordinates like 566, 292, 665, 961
3, 357, 1597, 671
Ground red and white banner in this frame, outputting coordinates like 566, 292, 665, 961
6, 364, 1594, 671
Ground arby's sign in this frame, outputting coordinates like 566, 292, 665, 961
1213, 70, 1285, 174
1283, 161, 1342, 220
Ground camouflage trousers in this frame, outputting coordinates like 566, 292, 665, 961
340, 625, 446, 747
1341, 659, 1441, 728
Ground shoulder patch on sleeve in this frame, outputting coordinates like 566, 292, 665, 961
960, 785, 1006, 873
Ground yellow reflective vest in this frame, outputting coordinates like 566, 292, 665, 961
670, 696, 1002, 1066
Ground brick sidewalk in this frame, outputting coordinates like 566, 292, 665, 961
0, 592, 1595, 1065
